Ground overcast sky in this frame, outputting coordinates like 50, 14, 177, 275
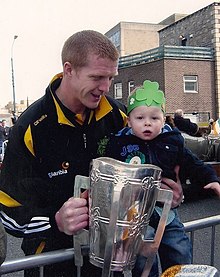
0, 0, 215, 107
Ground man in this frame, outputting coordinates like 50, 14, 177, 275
0, 119, 10, 159
0, 30, 183, 277
11, 111, 18, 125
174, 109, 200, 136
0, 119, 10, 143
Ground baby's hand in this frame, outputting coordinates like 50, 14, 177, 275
204, 182, 220, 197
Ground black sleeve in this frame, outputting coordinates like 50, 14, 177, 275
180, 147, 219, 187
189, 121, 199, 136
0, 125, 60, 238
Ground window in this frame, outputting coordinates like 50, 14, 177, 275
114, 82, 122, 99
183, 76, 198, 93
128, 81, 135, 95
109, 31, 120, 47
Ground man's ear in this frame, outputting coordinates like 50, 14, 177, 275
63, 62, 73, 76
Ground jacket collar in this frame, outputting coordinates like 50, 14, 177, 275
49, 73, 113, 126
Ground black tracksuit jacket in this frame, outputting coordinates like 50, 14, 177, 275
0, 74, 126, 261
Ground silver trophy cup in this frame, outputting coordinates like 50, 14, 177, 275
74, 157, 173, 277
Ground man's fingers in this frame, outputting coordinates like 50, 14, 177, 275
80, 190, 88, 199
161, 180, 174, 190
174, 165, 180, 183
161, 169, 183, 208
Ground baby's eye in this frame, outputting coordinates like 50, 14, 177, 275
152, 117, 159, 120
137, 116, 143, 120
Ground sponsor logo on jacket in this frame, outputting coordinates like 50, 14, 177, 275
48, 169, 68, 179
47, 162, 69, 179
34, 114, 48, 126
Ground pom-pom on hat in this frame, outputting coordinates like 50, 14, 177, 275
127, 80, 166, 114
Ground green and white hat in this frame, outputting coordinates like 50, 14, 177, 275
127, 80, 166, 114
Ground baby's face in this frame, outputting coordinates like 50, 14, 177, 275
128, 106, 165, 140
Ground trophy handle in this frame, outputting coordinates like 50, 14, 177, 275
141, 188, 173, 277
74, 175, 90, 197
73, 175, 90, 277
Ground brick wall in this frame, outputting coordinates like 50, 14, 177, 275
157, 2, 219, 117
109, 60, 165, 105
159, 3, 214, 47
164, 59, 216, 117
109, 58, 216, 118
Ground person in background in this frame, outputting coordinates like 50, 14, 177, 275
101, 80, 220, 275
174, 109, 201, 136
11, 111, 18, 125
0, 31, 183, 277
165, 115, 176, 129
0, 119, 10, 142
0, 119, 10, 157
209, 118, 220, 135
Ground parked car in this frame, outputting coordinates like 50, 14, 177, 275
182, 133, 220, 162
174, 112, 220, 200
177, 112, 220, 162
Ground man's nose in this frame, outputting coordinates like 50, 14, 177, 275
98, 78, 111, 93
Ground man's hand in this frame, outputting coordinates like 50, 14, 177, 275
161, 165, 184, 208
55, 191, 89, 235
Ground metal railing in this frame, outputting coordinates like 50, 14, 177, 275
184, 215, 220, 266
0, 215, 220, 276
119, 46, 214, 68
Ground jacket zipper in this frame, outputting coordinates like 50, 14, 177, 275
83, 133, 87, 149
146, 143, 153, 164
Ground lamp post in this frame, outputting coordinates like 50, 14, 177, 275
11, 35, 18, 114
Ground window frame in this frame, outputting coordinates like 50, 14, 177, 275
128, 80, 135, 95
183, 75, 198, 93
114, 82, 123, 99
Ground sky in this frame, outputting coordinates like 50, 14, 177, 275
0, 0, 216, 108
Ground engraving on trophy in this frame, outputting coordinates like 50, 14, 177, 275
91, 207, 100, 229
94, 186, 111, 209
90, 168, 101, 183
142, 176, 155, 189
113, 175, 129, 188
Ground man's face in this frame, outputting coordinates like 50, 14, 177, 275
67, 54, 118, 113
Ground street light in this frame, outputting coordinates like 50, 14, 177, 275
11, 35, 18, 114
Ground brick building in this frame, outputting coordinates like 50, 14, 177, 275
109, 47, 215, 117
107, 2, 220, 119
